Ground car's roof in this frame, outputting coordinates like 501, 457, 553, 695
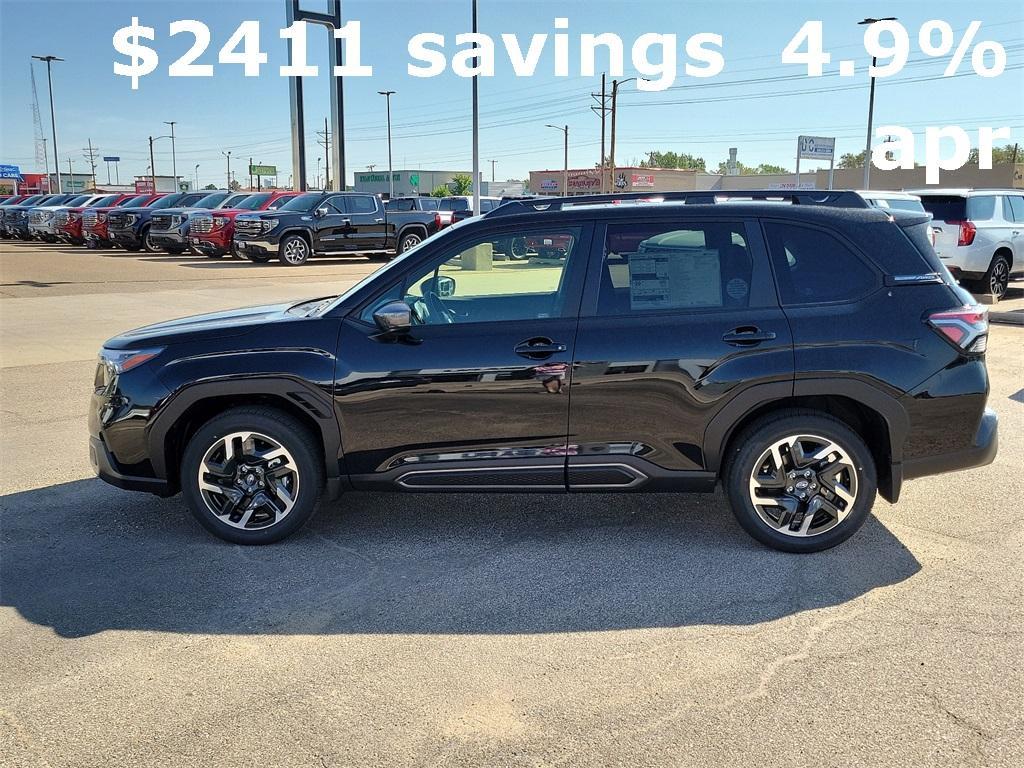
855, 190, 921, 200
908, 188, 1021, 197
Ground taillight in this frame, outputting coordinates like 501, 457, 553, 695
434, 212, 442, 229
947, 219, 977, 246
927, 306, 988, 354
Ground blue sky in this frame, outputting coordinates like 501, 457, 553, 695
1, 0, 1021, 187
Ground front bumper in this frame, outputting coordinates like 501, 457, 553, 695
29, 221, 59, 238
6, 219, 30, 237
90, 436, 172, 496
109, 229, 142, 247
234, 239, 276, 256
903, 408, 998, 481
149, 229, 189, 250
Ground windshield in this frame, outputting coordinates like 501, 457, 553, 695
193, 191, 229, 208
67, 195, 91, 206
278, 193, 324, 212
235, 193, 271, 210
93, 195, 120, 207
216, 193, 251, 209
149, 194, 186, 209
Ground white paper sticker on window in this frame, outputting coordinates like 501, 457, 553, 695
628, 247, 721, 310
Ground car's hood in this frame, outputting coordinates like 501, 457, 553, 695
103, 301, 310, 349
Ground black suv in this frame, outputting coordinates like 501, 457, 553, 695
90, 191, 997, 551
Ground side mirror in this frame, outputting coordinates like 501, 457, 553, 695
423, 275, 456, 298
373, 301, 413, 335
315, 205, 329, 218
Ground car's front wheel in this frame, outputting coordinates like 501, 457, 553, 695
180, 407, 324, 544
724, 410, 876, 553
141, 226, 161, 254
278, 234, 311, 266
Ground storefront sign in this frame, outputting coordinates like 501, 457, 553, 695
631, 173, 655, 188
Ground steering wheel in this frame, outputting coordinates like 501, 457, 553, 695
424, 290, 455, 324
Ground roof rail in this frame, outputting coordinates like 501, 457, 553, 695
487, 190, 870, 217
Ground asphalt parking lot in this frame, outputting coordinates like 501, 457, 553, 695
1, 240, 1022, 767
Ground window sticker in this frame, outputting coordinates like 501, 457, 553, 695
628, 247, 722, 310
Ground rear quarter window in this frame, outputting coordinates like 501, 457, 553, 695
764, 222, 879, 305
966, 196, 997, 221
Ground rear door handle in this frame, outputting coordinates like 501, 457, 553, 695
515, 337, 567, 360
722, 327, 777, 346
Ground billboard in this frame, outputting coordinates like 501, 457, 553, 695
797, 136, 836, 161
135, 179, 155, 193
249, 164, 277, 176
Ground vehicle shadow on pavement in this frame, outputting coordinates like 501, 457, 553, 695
1, 479, 920, 638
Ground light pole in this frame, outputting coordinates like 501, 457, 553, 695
316, 158, 321, 189
149, 134, 173, 191
858, 17, 898, 189
378, 90, 396, 199
545, 125, 569, 195
164, 121, 177, 186
32, 55, 64, 192
222, 150, 232, 189
194, 163, 200, 190
471, 0, 480, 215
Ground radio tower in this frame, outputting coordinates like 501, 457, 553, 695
30, 63, 48, 177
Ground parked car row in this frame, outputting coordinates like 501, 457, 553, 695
1, 190, 448, 266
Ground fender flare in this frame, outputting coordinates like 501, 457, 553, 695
146, 375, 343, 482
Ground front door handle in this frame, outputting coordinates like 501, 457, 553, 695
374, 218, 385, 224
515, 337, 567, 360
722, 326, 777, 346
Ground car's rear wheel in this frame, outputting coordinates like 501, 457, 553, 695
180, 407, 323, 544
279, 234, 310, 265
398, 231, 423, 254
971, 253, 1011, 300
724, 410, 876, 553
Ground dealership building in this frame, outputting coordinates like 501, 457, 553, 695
353, 169, 483, 197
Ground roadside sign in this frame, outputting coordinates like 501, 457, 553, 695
410, 174, 420, 187
0, 164, 23, 179
249, 164, 277, 176
797, 136, 835, 161
102, 156, 120, 162
135, 179, 154, 193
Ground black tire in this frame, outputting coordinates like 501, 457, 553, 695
723, 409, 877, 553
205, 252, 224, 259
970, 253, 1011, 300
278, 234, 311, 266
180, 407, 324, 545
246, 252, 272, 264
398, 230, 424, 254
141, 226, 161, 254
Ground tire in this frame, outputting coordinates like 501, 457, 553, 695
180, 407, 324, 544
141, 226, 161, 254
205, 252, 224, 259
723, 409, 877, 553
398, 230, 423, 254
246, 253, 272, 264
970, 253, 1011, 300
278, 234, 311, 265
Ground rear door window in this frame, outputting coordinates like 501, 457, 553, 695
345, 195, 379, 215
764, 222, 879, 305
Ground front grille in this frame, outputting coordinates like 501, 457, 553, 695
150, 213, 174, 231
235, 218, 264, 236
107, 212, 129, 229
191, 216, 214, 234
83, 211, 98, 229
29, 211, 47, 224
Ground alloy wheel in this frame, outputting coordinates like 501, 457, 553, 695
283, 238, 309, 264
989, 258, 1009, 299
196, 431, 300, 530
401, 233, 422, 252
747, 433, 858, 537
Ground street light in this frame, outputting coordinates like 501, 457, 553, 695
608, 77, 647, 193
858, 16, 898, 189
32, 55, 64, 192
221, 150, 232, 189
545, 125, 569, 195
378, 90, 396, 199
471, 0, 480, 215
194, 163, 200, 191
148, 134, 173, 192
164, 121, 177, 186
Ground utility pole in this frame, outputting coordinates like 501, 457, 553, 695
471, 0, 480, 215
148, 136, 156, 192
609, 79, 619, 193
83, 138, 99, 190
378, 90, 396, 199
249, 156, 254, 190
546, 125, 569, 194
317, 118, 331, 190
858, 17, 898, 189
591, 73, 610, 192
222, 150, 231, 189
163, 121, 177, 187
490, 159, 496, 182
67, 156, 73, 191
32, 54, 64, 192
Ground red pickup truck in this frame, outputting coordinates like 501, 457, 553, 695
57, 193, 135, 245
82, 193, 162, 248
189, 190, 299, 258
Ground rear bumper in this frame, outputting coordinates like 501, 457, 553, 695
90, 436, 172, 496
903, 408, 998, 481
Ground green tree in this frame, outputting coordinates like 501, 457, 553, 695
716, 160, 749, 175
753, 163, 791, 175
203, 183, 218, 190
837, 151, 868, 169
640, 151, 706, 170
229, 179, 241, 191
430, 185, 451, 198
968, 144, 1019, 165
451, 174, 474, 195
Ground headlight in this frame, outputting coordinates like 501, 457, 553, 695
213, 216, 230, 228
261, 219, 279, 234
99, 347, 164, 375
98, 212, 108, 222
125, 213, 137, 224
70, 212, 81, 221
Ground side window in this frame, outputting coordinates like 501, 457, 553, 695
267, 196, 289, 210
347, 195, 378, 215
966, 196, 996, 221
438, 199, 454, 211
764, 222, 878, 305
597, 222, 753, 316
1007, 196, 1024, 223
325, 198, 346, 214
402, 226, 583, 325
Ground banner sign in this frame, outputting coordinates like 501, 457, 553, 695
135, 179, 154, 193
0, 164, 24, 180
631, 173, 656, 188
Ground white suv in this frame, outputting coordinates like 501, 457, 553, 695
912, 189, 1024, 299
